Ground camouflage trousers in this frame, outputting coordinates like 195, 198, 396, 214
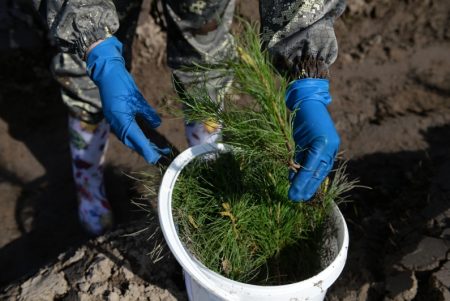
51, 0, 345, 123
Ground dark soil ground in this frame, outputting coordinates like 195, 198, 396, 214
0, 0, 449, 300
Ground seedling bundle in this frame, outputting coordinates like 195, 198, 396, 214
167, 23, 355, 285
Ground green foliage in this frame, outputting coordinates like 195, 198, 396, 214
181, 22, 296, 168
173, 151, 354, 283
170, 22, 356, 284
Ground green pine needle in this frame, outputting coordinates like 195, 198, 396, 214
168, 21, 356, 284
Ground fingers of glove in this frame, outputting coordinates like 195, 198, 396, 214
289, 168, 318, 202
289, 169, 295, 183
148, 140, 171, 156
302, 160, 332, 200
288, 152, 306, 183
288, 139, 327, 201
136, 95, 162, 129
288, 143, 309, 182
123, 122, 166, 164
289, 140, 339, 202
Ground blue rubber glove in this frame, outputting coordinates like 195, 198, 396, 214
285, 79, 340, 202
86, 37, 170, 164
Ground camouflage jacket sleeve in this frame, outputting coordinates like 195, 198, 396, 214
260, 0, 346, 79
31, 0, 119, 59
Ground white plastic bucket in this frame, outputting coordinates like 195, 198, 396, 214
158, 143, 349, 301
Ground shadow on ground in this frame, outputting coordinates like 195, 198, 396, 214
0, 47, 150, 286
330, 124, 450, 299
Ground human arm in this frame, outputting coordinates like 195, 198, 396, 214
86, 37, 170, 164
32, 0, 119, 59
260, 0, 346, 201
32, 0, 169, 163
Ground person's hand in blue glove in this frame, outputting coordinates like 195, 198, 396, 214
86, 36, 170, 164
285, 79, 340, 202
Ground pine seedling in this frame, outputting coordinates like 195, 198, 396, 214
169, 21, 356, 284
180, 22, 296, 171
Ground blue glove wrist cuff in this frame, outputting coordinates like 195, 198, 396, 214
86, 36, 124, 80
87, 36, 123, 63
285, 78, 331, 111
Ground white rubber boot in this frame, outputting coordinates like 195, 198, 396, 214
68, 115, 113, 236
